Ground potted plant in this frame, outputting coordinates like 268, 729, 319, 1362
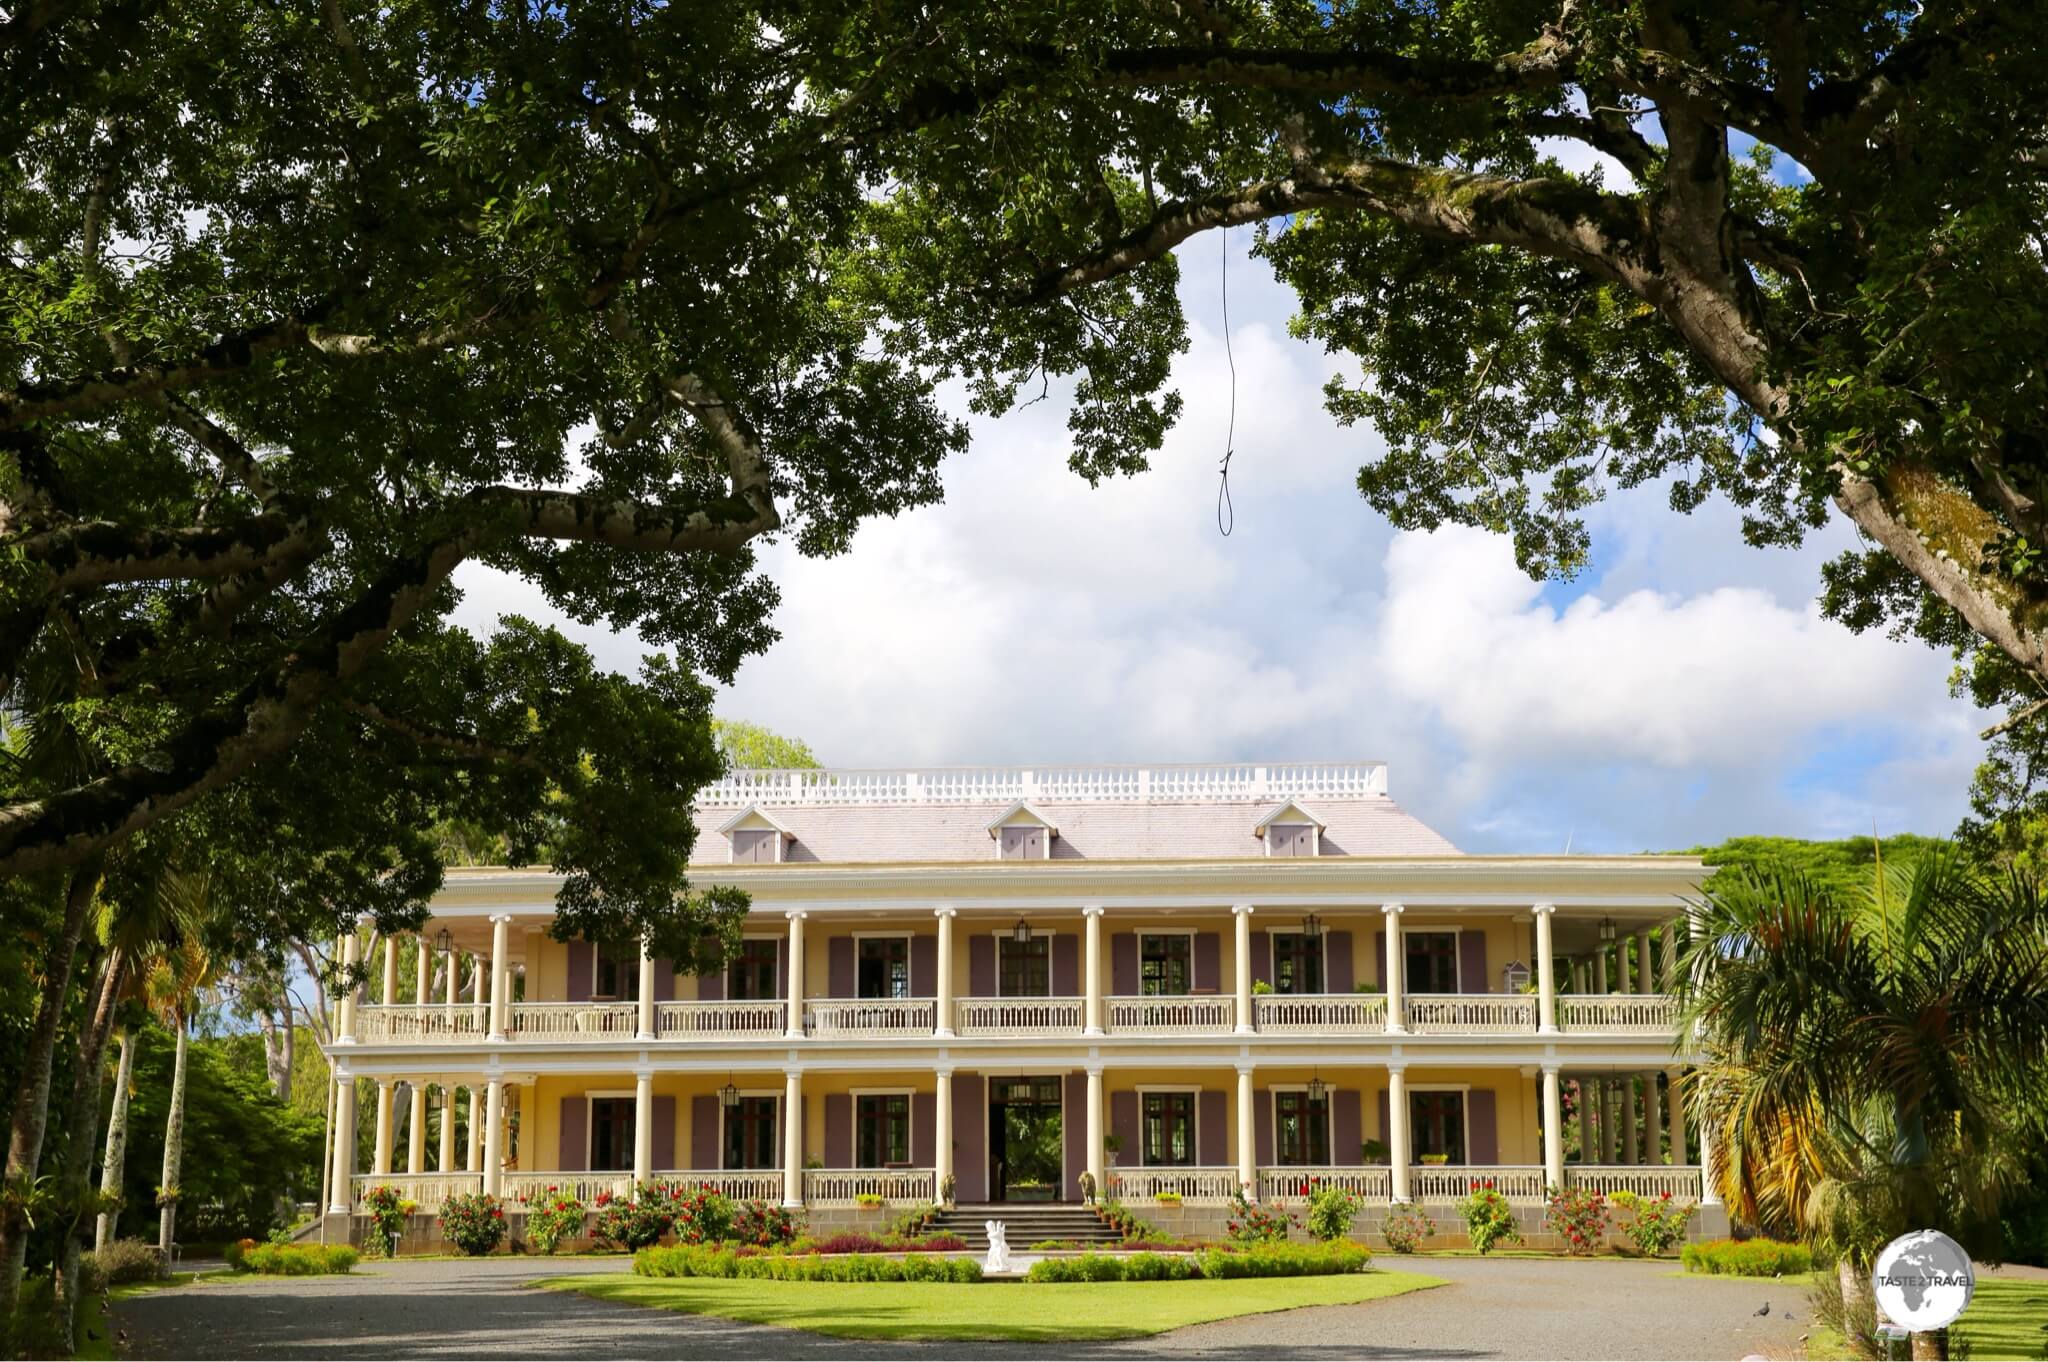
1102, 1134, 1123, 1169
1361, 1138, 1390, 1166
1154, 1189, 1183, 1206
854, 1192, 884, 1210
1420, 1153, 1450, 1165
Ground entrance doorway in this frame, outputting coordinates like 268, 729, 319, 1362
988, 1077, 1063, 1202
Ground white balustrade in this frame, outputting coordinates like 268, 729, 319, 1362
350, 1173, 482, 1209
1253, 992, 1388, 1034
802, 1167, 937, 1206
656, 999, 787, 1039
1557, 995, 1680, 1034
1405, 993, 1537, 1034
501, 1171, 632, 1205
701, 762, 1389, 807
1106, 995, 1235, 1034
649, 1170, 785, 1202
955, 996, 1084, 1036
1109, 1166, 1241, 1204
1256, 1166, 1393, 1203
1408, 1164, 1548, 1204
803, 997, 936, 1038
505, 1002, 641, 1038
351, 1004, 487, 1045
1566, 1165, 1702, 1200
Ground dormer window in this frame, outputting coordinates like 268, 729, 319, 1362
987, 802, 1057, 860
719, 805, 793, 864
1255, 799, 1325, 858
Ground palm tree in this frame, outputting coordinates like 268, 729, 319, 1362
140, 868, 219, 1274
1680, 852, 2048, 1360
95, 1024, 135, 1252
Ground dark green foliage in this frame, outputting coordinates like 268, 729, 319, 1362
437, 1194, 509, 1257
1676, 836, 1952, 903
83, 1238, 161, 1286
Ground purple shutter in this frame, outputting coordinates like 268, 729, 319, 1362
691, 1095, 717, 1170
652, 958, 674, 1002
1250, 931, 1273, 988
1468, 1089, 1497, 1166
828, 936, 855, 998
912, 1092, 935, 1168
969, 936, 994, 997
952, 1073, 986, 1202
1111, 933, 1137, 995
559, 1096, 587, 1172
733, 829, 777, 862
910, 935, 936, 997
776, 938, 789, 999
1334, 1088, 1361, 1167
824, 1093, 852, 1168
1052, 934, 1078, 996
1459, 929, 1488, 994
1062, 1072, 1086, 1200
1110, 1091, 1139, 1164
1253, 1089, 1274, 1165
1377, 1090, 1393, 1153
1193, 932, 1220, 992
1325, 931, 1353, 994
566, 940, 594, 1002
1198, 1091, 1227, 1167
651, 1096, 675, 1172
1001, 827, 1043, 859
1370, 927, 1383, 988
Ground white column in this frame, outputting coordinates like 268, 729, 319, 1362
328, 1072, 357, 1212
1697, 1096, 1720, 1205
1232, 904, 1255, 1034
1388, 1065, 1412, 1202
636, 936, 657, 1041
1644, 1071, 1664, 1165
469, 958, 486, 1034
445, 945, 460, 1013
935, 1069, 954, 1202
338, 933, 360, 1044
374, 1079, 395, 1175
933, 908, 957, 1037
1666, 1069, 1689, 1165
634, 1070, 654, 1188
1382, 903, 1407, 1033
1083, 907, 1105, 1036
487, 914, 512, 1042
782, 1071, 804, 1207
1533, 903, 1558, 1034
464, 1085, 482, 1173
1622, 1075, 1640, 1164
1235, 1065, 1257, 1195
1541, 1064, 1564, 1191
482, 1077, 505, 1196
380, 935, 398, 1007
438, 1084, 456, 1172
784, 911, 807, 1039
407, 943, 429, 1171
1572, 1077, 1589, 1165
1636, 929, 1654, 993
1594, 945, 1610, 994
1085, 1065, 1105, 1197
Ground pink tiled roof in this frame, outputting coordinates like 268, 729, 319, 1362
688, 796, 1458, 864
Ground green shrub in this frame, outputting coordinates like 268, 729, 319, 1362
1542, 1184, 1610, 1256
1611, 1190, 1696, 1258
1305, 1181, 1362, 1241
1198, 1240, 1372, 1279
1681, 1238, 1813, 1276
730, 1199, 801, 1247
360, 1184, 417, 1255
1457, 1181, 1523, 1254
1223, 1184, 1297, 1245
87, 1237, 162, 1285
239, 1243, 358, 1275
1024, 1252, 1202, 1282
521, 1191, 588, 1255
1380, 1205, 1437, 1254
438, 1192, 509, 1256
886, 1204, 939, 1237
635, 1244, 980, 1282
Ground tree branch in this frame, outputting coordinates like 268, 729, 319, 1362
338, 699, 544, 768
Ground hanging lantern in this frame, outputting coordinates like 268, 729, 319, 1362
1301, 913, 1323, 938
1306, 1071, 1327, 1104
719, 1074, 740, 1109
1012, 917, 1032, 945
1598, 917, 1617, 943
433, 927, 453, 957
1502, 959, 1531, 994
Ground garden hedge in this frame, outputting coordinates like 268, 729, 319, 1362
1680, 1238, 1813, 1277
635, 1245, 980, 1282
1024, 1252, 1202, 1282
230, 1243, 360, 1275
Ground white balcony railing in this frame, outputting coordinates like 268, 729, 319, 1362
1409, 1164, 1548, 1204
802, 1167, 936, 1206
1106, 995, 1236, 1034
349, 1172, 482, 1210
351, 1004, 489, 1044
656, 999, 787, 1038
1254, 992, 1388, 1034
1110, 1166, 1241, 1204
1405, 993, 1538, 1034
803, 998, 936, 1038
1257, 1166, 1394, 1203
955, 996, 1084, 1036
507, 1002, 640, 1039
699, 761, 1390, 807
1557, 994, 1681, 1034
1566, 1165, 1703, 1200
650, 1170, 785, 1201
501, 1171, 632, 1205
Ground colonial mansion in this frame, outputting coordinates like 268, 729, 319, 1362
322, 761, 1722, 1237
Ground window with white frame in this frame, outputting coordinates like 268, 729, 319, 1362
855, 1093, 911, 1167
1142, 1091, 1197, 1166
1139, 933, 1192, 996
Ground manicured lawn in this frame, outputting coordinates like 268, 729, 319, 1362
1806, 1277, 2048, 1361
541, 1269, 1447, 1342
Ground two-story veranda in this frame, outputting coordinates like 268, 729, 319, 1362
323, 761, 1724, 1238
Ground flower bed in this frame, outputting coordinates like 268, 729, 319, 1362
1198, 1240, 1372, 1279
231, 1243, 359, 1275
635, 1244, 980, 1282
1680, 1238, 1813, 1276
800, 1231, 969, 1255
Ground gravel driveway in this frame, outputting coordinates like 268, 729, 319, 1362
111, 1254, 1809, 1360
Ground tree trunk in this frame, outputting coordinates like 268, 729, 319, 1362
1910, 1330, 1949, 1360
54, 947, 124, 1348
156, 1009, 189, 1274
257, 1006, 291, 1098
96, 1028, 134, 1252
1839, 1257, 1878, 1355
0, 852, 104, 1347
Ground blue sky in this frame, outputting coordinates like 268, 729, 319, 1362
452, 204, 1982, 857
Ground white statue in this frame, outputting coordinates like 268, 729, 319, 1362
983, 1220, 1011, 1273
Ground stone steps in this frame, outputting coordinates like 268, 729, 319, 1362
930, 1205, 1124, 1250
